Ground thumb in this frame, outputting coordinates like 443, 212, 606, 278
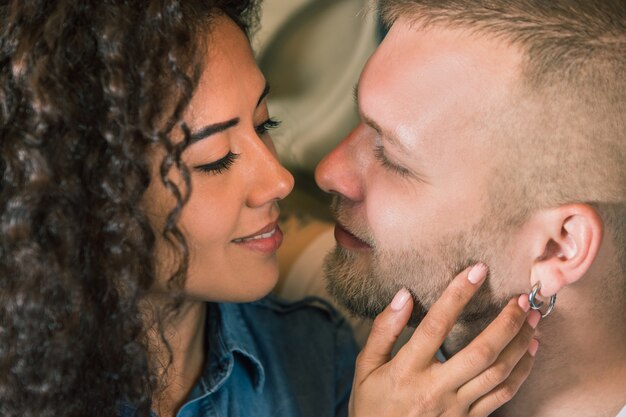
356, 288, 413, 380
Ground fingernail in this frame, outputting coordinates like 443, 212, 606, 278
528, 338, 539, 357
518, 294, 530, 312
390, 288, 411, 311
467, 263, 488, 284
527, 310, 541, 329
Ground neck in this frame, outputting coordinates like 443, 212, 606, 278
143, 296, 207, 417
495, 274, 626, 417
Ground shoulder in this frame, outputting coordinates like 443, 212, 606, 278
247, 294, 346, 324
221, 297, 357, 416
245, 295, 359, 387
233, 295, 357, 352
236, 296, 357, 399
235, 295, 355, 344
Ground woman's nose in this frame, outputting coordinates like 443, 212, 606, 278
246, 137, 295, 208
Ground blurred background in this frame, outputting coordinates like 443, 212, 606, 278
253, 0, 383, 219
255, 1, 404, 346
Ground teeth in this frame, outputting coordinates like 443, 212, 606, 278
235, 227, 276, 243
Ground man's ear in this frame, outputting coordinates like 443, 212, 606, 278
529, 204, 603, 297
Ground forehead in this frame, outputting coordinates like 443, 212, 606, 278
204, 14, 257, 76
187, 15, 265, 122
359, 19, 522, 152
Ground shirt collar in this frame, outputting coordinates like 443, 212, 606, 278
201, 302, 266, 394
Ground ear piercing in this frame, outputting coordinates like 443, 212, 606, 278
528, 281, 557, 318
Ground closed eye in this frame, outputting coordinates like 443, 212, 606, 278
374, 145, 410, 177
195, 151, 240, 175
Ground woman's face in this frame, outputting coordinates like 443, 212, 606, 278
144, 15, 294, 303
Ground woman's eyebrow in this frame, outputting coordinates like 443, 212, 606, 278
189, 82, 270, 144
257, 82, 270, 107
190, 118, 239, 143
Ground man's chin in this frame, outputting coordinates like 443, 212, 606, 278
325, 277, 391, 321
323, 246, 392, 319
323, 243, 509, 356
323, 248, 425, 326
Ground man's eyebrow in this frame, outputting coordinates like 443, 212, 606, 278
190, 118, 239, 143
353, 83, 409, 153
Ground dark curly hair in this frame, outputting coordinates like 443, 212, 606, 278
0, 1, 260, 416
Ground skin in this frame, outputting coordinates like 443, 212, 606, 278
144, 17, 294, 304
316, 19, 528, 340
140, 14, 539, 417
141, 15, 294, 415
316, 18, 626, 417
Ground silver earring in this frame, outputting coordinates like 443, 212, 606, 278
528, 281, 557, 318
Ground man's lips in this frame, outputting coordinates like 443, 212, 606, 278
334, 223, 372, 250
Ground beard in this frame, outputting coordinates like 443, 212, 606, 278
323, 197, 516, 354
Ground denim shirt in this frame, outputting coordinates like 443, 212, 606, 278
120, 296, 358, 417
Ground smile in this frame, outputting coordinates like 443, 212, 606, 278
233, 227, 278, 243
232, 222, 284, 254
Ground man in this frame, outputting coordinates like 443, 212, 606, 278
314, 1, 626, 416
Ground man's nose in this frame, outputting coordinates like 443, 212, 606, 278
246, 138, 295, 208
315, 126, 365, 202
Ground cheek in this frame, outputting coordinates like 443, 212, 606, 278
365, 176, 485, 251
366, 179, 427, 249
179, 180, 241, 249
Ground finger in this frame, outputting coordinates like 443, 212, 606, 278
395, 263, 488, 365
356, 288, 414, 380
442, 295, 535, 387
458, 308, 540, 403
468, 345, 538, 417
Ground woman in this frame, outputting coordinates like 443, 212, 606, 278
0, 1, 538, 417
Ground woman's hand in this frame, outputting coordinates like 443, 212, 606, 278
349, 264, 540, 417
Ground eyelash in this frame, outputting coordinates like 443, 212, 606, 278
193, 118, 280, 175
374, 145, 410, 177
255, 118, 281, 135
195, 151, 240, 175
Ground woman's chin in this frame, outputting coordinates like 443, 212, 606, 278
233, 274, 280, 302
185, 268, 280, 304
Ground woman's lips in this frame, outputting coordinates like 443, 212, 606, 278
334, 223, 372, 250
233, 223, 283, 254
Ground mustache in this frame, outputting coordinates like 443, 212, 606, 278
329, 196, 376, 247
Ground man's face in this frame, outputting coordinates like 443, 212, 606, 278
315, 19, 529, 347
